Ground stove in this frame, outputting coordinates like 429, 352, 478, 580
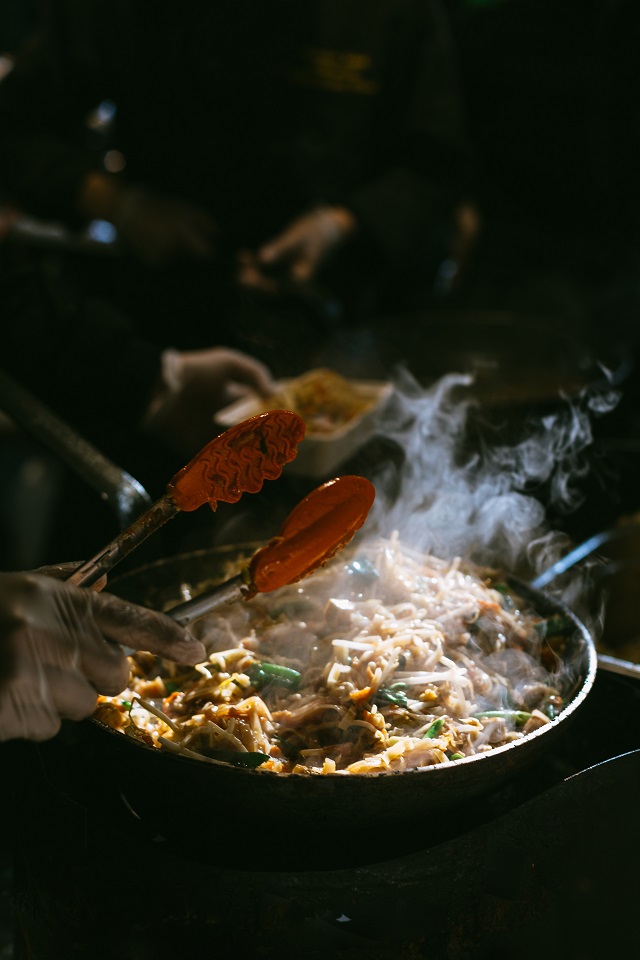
4, 669, 639, 960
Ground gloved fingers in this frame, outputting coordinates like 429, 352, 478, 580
0, 700, 61, 742
0, 572, 205, 742
257, 224, 324, 283
258, 207, 357, 280
211, 349, 275, 396
74, 629, 131, 697
32, 562, 108, 591
171, 347, 275, 400
15, 576, 127, 694
257, 220, 305, 266
43, 666, 101, 721
0, 674, 61, 742
87, 590, 206, 666
235, 249, 281, 293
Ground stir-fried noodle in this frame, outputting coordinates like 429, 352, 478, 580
95, 535, 573, 774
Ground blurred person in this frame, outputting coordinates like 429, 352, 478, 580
0, 564, 206, 742
0, 0, 469, 364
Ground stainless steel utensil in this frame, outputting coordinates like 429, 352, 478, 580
166, 475, 376, 624
531, 522, 640, 680
65, 410, 306, 588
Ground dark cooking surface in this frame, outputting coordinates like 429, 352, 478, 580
4, 669, 639, 960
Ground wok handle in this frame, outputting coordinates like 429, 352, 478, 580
597, 653, 640, 681
0, 368, 152, 529
530, 524, 640, 590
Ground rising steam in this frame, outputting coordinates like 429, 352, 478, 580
366, 368, 620, 583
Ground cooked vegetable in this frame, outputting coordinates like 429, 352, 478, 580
374, 683, 409, 708
424, 717, 446, 738
247, 662, 302, 690
96, 534, 569, 775
472, 710, 532, 726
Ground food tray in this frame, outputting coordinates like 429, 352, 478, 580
215, 371, 393, 477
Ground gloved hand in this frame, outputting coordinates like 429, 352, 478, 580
113, 186, 217, 266
142, 346, 276, 457
0, 570, 206, 742
236, 205, 357, 293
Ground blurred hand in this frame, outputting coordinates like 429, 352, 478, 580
0, 570, 206, 742
142, 346, 276, 457
113, 187, 217, 266
236, 206, 357, 293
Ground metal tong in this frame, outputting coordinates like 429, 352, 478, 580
65, 409, 306, 587
167, 475, 376, 626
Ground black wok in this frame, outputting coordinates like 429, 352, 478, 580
43, 541, 596, 870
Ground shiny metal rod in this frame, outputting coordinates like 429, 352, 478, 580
167, 574, 247, 626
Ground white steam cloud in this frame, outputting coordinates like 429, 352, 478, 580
366, 368, 620, 580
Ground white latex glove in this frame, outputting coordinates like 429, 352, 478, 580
0, 570, 206, 742
143, 346, 276, 457
236, 206, 357, 292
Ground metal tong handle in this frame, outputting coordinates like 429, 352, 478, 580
530, 522, 640, 681
167, 574, 247, 626
0, 368, 151, 529
66, 494, 179, 587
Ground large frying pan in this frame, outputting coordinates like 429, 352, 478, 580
44, 540, 597, 869
0, 370, 613, 866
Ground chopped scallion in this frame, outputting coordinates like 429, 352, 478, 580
247, 662, 302, 691
374, 685, 409, 708
424, 717, 446, 738
473, 709, 531, 726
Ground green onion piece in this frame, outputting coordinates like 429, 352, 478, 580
450, 752, 464, 761
374, 686, 409, 708
121, 700, 132, 710
473, 710, 532, 726
247, 662, 302, 691
424, 717, 446, 738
